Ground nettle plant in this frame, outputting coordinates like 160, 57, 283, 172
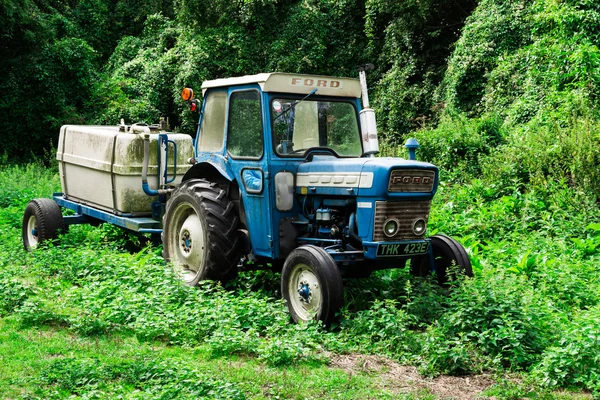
571, 223, 600, 256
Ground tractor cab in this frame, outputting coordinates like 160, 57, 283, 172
182, 74, 369, 261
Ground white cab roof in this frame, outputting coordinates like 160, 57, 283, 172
201, 73, 362, 98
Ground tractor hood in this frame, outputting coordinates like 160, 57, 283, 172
295, 155, 438, 198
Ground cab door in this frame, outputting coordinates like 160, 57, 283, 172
225, 88, 274, 258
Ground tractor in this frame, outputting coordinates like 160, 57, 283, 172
23, 66, 472, 324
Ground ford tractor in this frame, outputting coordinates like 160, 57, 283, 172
23, 66, 472, 324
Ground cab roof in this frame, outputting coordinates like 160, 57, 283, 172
201, 73, 362, 98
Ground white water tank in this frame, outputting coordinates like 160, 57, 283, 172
56, 125, 193, 216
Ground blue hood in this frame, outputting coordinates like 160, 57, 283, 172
297, 155, 438, 197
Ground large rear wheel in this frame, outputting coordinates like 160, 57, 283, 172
281, 245, 344, 324
22, 198, 64, 251
163, 179, 240, 285
410, 234, 473, 284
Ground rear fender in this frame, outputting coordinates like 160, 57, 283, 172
182, 161, 234, 184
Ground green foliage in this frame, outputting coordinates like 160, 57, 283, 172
94, 14, 182, 127
366, 0, 477, 138
534, 306, 600, 394
2, 160, 600, 394
336, 300, 420, 360
0, 0, 170, 160
37, 357, 245, 399
409, 113, 505, 177
441, 0, 533, 115
424, 274, 555, 372
0, 162, 59, 209
483, 39, 600, 126
1, 0, 475, 155
571, 223, 600, 256
480, 116, 600, 198
95, 0, 371, 136
0, 279, 30, 316
435, 0, 600, 200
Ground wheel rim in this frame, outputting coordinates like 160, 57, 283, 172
287, 263, 322, 321
27, 215, 39, 249
168, 202, 205, 284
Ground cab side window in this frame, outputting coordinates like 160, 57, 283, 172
227, 91, 263, 159
198, 90, 227, 152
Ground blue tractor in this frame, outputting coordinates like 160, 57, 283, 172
23, 68, 472, 324
165, 68, 472, 323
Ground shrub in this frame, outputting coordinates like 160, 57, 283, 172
441, 0, 533, 115
336, 300, 420, 361
534, 305, 600, 394
410, 112, 506, 178
0, 278, 30, 316
419, 273, 557, 374
481, 116, 600, 199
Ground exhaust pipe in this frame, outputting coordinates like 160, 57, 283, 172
358, 64, 379, 157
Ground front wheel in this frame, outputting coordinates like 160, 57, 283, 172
410, 234, 473, 284
163, 179, 240, 285
22, 198, 64, 251
281, 245, 344, 324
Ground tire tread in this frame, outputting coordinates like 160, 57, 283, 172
281, 245, 344, 325
22, 198, 64, 251
163, 179, 240, 282
409, 234, 473, 284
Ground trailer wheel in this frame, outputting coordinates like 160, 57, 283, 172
281, 245, 344, 324
163, 179, 240, 285
22, 198, 64, 251
410, 234, 473, 284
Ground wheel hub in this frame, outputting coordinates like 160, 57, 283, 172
298, 282, 311, 302
169, 208, 205, 284
177, 213, 203, 264
27, 215, 39, 248
288, 265, 322, 321
180, 230, 192, 253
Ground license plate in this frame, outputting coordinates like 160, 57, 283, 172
376, 242, 429, 257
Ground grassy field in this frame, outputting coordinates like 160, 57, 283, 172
1, 161, 599, 399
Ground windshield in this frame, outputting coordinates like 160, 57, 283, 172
271, 97, 362, 157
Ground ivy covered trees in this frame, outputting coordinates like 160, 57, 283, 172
1, 0, 475, 159
3, 0, 600, 199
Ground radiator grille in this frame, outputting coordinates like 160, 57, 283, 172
388, 169, 435, 193
373, 200, 432, 242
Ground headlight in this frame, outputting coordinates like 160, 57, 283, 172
413, 219, 426, 236
383, 218, 399, 237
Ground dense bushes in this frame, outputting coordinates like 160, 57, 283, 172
0, 0, 171, 160
3, 162, 600, 395
1, 0, 477, 157
534, 305, 600, 393
3, 0, 600, 202
420, 0, 600, 198
441, 0, 533, 116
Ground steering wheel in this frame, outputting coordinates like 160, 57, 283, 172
304, 147, 340, 159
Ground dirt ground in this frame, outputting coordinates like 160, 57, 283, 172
330, 354, 496, 399
330, 354, 595, 400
